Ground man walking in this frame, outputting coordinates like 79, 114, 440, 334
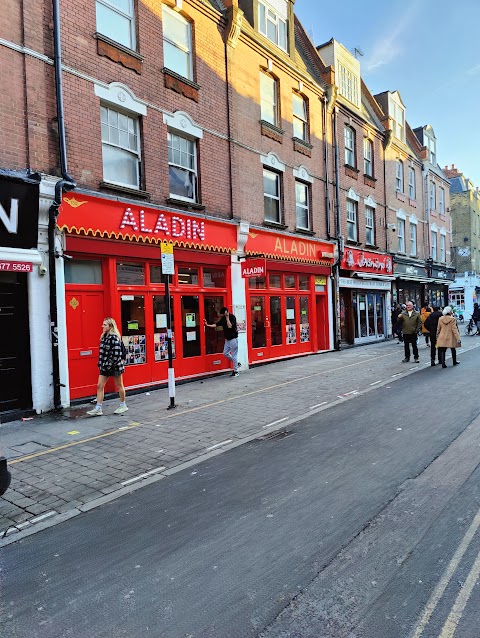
473, 302, 480, 335
424, 306, 442, 366
204, 307, 239, 377
397, 301, 421, 363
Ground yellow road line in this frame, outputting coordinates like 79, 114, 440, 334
410, 507, 480, 638
439, 547, 480, 638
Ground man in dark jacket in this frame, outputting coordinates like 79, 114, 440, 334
424, 306, 443, 366
473, 303, 480, 335
398, 301, 422, 363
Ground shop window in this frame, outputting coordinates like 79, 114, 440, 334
153, 295, 175, 361
117, 262, 145, 285
121, 295, 146, 365
204, 297, 225, 354
181, 295, 200, 357
150, 265, 165, 284
101, 106, 140, 189
168, 132, 197, 202
251, 296, 267, 348
203, 268, 226, 288
96, 0, 136, 50
286, 296, 296, 344
269, 273, 281, 288
298, 275, 309, 290
249, 276, 266, 289
178, 266, 199, 285
269, 296, 282, 346
65, 260, 102, 284
285, 275, 296, 289
162, 5, 193, 81
300, 296, 310, 342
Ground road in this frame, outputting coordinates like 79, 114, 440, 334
2, 345, 480, 637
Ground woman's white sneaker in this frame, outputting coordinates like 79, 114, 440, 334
114, 405, 129, 414
87, 407, 103, 416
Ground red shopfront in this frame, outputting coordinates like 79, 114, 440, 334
243, 229, 335, 363
58, 194, 237, 399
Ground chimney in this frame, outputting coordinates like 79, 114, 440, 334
443, 164, 461, 179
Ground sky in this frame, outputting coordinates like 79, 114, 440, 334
295, 0, 480, 187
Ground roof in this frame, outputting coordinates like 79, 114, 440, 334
293, 16, 329, 88
450, 175, 470, 193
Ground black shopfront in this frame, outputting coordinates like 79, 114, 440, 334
392, 258, 454, 309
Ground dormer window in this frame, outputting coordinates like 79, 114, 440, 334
388, 96, 405, 142
426, 135, 436, 165
258, 0, 288, 52
339, 63, 359, 106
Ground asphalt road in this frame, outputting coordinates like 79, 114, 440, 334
2, 348, 480, 638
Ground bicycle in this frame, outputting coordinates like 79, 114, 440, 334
464, 318, 478, 336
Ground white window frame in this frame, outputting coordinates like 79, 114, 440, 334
430, 182, 436, 210
408, 166, 416, 199
162, 5, 193, 81
339, 63, 359, 106
426, 135, 436, 165
344, 126, 355, 167
396, 160, 404, 192
439, 187, 445, 214
397, 218, 406, 253
295, 180, 310, 230
431, 230, 437, 260
363, 138, 373, 176
100, 105, 140, 189
167, 131, 198, 203
440, 231, 446, 262
292, 93, 308, 142
449, 292, 465, 311
389, 97, 405, 142
409, 220, 417, 256
258, 0, 288, 52
96, 0, 136, 50
346, 199, 357, 241
260, 72, 278, 127
365, 205, 375, 245
263, 168, 282, 223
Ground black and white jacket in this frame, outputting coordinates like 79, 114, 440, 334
98, 333, 124, 376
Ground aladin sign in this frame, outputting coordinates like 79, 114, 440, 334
241, 258, 267, 278
341, 248, 393, 274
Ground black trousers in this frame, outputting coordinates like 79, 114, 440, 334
438, 347, 457, 366
430, 336, 438, 363
403, 334, 419, 361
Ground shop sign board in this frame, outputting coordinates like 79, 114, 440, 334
241, 258, 266, 278
339, 277, 391, 291
0, 261, 33, 272
341, 248, 393, 274
244, 229, 335, 265
0, 177, 39, 249
431, 267, 455, 281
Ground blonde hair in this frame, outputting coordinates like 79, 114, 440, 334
101, 317, 121, 341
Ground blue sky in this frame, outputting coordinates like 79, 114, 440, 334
295, 0, 480, 187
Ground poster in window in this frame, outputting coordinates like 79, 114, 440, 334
186, 313, 196, 327
300, 323, 310, 343
154, 332, 176, 360
286, 324, 297, 344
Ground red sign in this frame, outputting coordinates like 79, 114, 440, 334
341, 248, 393, 275
58, 194, 238, 253
0, 261, 33, 272
244, 229, 335, 265
241, 258, 267, 278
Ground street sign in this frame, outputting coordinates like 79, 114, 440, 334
161, 240, 175, 275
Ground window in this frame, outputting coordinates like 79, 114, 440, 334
395, 160, 404, 192
439, 187, 445, 214
449, 292, 465, 311
295, 181, 310, 230
346, 199, 357, 241
431, 230, 437, 260
339, 63, 359, 106
363, 138, 373, 176
365, 206, 375, 245
96, 0, 135, 49
344, 126, 355, 167
410, 222, 417, 256
162, 5, 193, 81
264, 168, 281, 223
440, 233, 446, 262
430, 182, 436, 210
100, 106, 140, 188
167, 132, 197, 202
389, 98, 405, 141
65, 260, 102, 284
260, 72, 278, 126
397, 219, 406, 253
426, 135, 436, 165
258, 0, 288, 51
408, 167, 416, 199
292, 93, 308, 141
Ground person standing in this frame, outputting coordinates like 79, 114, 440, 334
391, 303, 403, 343
472, 302, 480, 335
436, 306, 461, 368
398, 301, 421, 363
0, 449, 11, 496
204, 306, 239, 377
424, 306, 442, 366
420, 303, 433, 346
87, 317, 128, 416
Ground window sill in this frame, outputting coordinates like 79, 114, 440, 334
293, 137, 313, 157
345, 239, 362, 247
165, 197, 205, 211
295, 227, 315, 236
345, 165, 359, 179
365, 243, 379, 250
94, 33, 143, 73
395, 191, 406, 202
261, 120, 284, 143
263, 220, 288, 230
364, 174, 376, 187
162, 68, 200, 102
100, 181, 150, 199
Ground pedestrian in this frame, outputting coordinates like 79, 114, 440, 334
420, 303, 433, 346
397, 300, 421, 363
436, 306, 461, 368
0, 448, 11, 497
424, 306, 442, 366
472, 302, 480, 335
204, 306, 239, 377
87, 317, 128, 416
391, 303, 403, 343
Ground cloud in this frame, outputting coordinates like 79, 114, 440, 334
466, 64, 480, 76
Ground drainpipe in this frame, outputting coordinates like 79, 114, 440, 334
322, 94, 331, 239
49, 0, 76, 410
331, 106, 342, 350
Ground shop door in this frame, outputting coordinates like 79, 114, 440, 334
0, 273, 32, 412
66, 290, 105, 399
316, 295, 329, 350
250, 295, 268, 361
120, 294, 150, 387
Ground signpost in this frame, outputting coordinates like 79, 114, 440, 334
161, 241, 176, 409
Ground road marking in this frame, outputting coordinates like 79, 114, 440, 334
29, 511, 56, 524
391, 373, 402, 377
263, 418, 288, 429
439, 547, 480, 637
310, 402, 328, 409
121, 466, 165, 486
206, 440, 233, 451
410, 507, 480, 638
369, 380, 382, 386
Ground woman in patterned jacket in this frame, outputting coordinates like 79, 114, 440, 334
87, 317, 128, 416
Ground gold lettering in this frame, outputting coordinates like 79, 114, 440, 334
283, 238, 289, 253
275, 238, 283, 252
290, 241, 298, 255
299, 242, 306, 256
309, 244, 315, 257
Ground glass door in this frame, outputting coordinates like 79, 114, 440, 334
299, 296, 310, 343
204, 296, 225, 355
367, 293, 375, 337
152, 295, 174, 363
286, 296, 296, 345
121, 295, 147, 366
181, 295, 201, 358
251, 296, 266, 348
376, 294, 385, 336
358, 293, 367, 338
269, 296, 282, 347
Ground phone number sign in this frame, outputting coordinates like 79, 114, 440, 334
0, 261, 33, 272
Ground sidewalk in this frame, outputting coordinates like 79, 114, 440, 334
1, 339, 478, 539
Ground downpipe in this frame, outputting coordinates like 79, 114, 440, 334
332, 106, 342, 351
